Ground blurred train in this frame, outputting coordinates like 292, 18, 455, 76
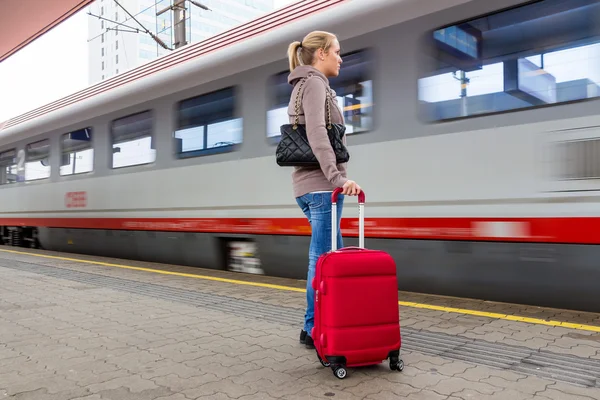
2, 0, 600, 312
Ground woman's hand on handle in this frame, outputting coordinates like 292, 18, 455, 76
342, 180, 361, 196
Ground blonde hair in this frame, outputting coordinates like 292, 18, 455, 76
287, 31, 337, 71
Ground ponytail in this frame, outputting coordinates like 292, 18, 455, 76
287, 41, 302, 71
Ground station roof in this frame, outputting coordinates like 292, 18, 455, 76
0, 0, 94, 63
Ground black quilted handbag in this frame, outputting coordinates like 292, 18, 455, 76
276, 77, 350, 167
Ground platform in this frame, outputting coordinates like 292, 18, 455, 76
0, 246, 599, 400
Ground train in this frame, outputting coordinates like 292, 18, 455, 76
2, 0, 600, 313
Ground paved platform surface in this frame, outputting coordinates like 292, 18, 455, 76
0, 246, 599, 400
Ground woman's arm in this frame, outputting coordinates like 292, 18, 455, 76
302, 77, 348, 188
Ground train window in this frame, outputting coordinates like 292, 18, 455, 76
60, 127, 94, 176
25, 139, 50, 181
267, 49, 374, 141
418, 0, 600, 121
110, 110, 156, 168
0, 149, 17, 185
174, 86, 242, 158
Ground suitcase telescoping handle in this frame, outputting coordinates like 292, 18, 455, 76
331, 187, 365, 251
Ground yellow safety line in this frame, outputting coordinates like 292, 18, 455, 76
397, 301, 600, 332
0, 248, 306, 293
1, 248, 599, 333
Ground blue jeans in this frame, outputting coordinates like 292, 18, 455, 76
296, 192, 344, 336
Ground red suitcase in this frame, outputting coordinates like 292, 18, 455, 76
311, 188, 403, 379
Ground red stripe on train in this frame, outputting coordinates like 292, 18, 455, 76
0, 217, 599, 244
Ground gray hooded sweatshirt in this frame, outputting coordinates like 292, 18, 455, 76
287, 65, 348, 198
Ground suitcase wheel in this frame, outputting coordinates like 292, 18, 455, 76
316, 353, 330, 367
333, 366, 347, 379
390, 357, 404, 372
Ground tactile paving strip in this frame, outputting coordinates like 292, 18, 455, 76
401, 329, 599, 388
2, 260, 599, 388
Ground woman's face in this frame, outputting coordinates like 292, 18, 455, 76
317, 39, 342, 77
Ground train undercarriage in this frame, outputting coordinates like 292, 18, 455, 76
0, 226, 41, 249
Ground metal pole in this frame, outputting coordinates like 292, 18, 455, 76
156, 0, 210, 50
173, 1, 187, 49
459, 71, 469, 117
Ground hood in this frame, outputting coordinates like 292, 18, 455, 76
287, 65, 329, 86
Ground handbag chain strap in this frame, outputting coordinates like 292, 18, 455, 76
293, 76, 333, 130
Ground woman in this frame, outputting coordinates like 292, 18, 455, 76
286, 31, 362, 349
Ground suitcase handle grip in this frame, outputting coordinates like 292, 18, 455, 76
336, 246, 367, 251
332, 188, 365, 204
331, 188, 365, 251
